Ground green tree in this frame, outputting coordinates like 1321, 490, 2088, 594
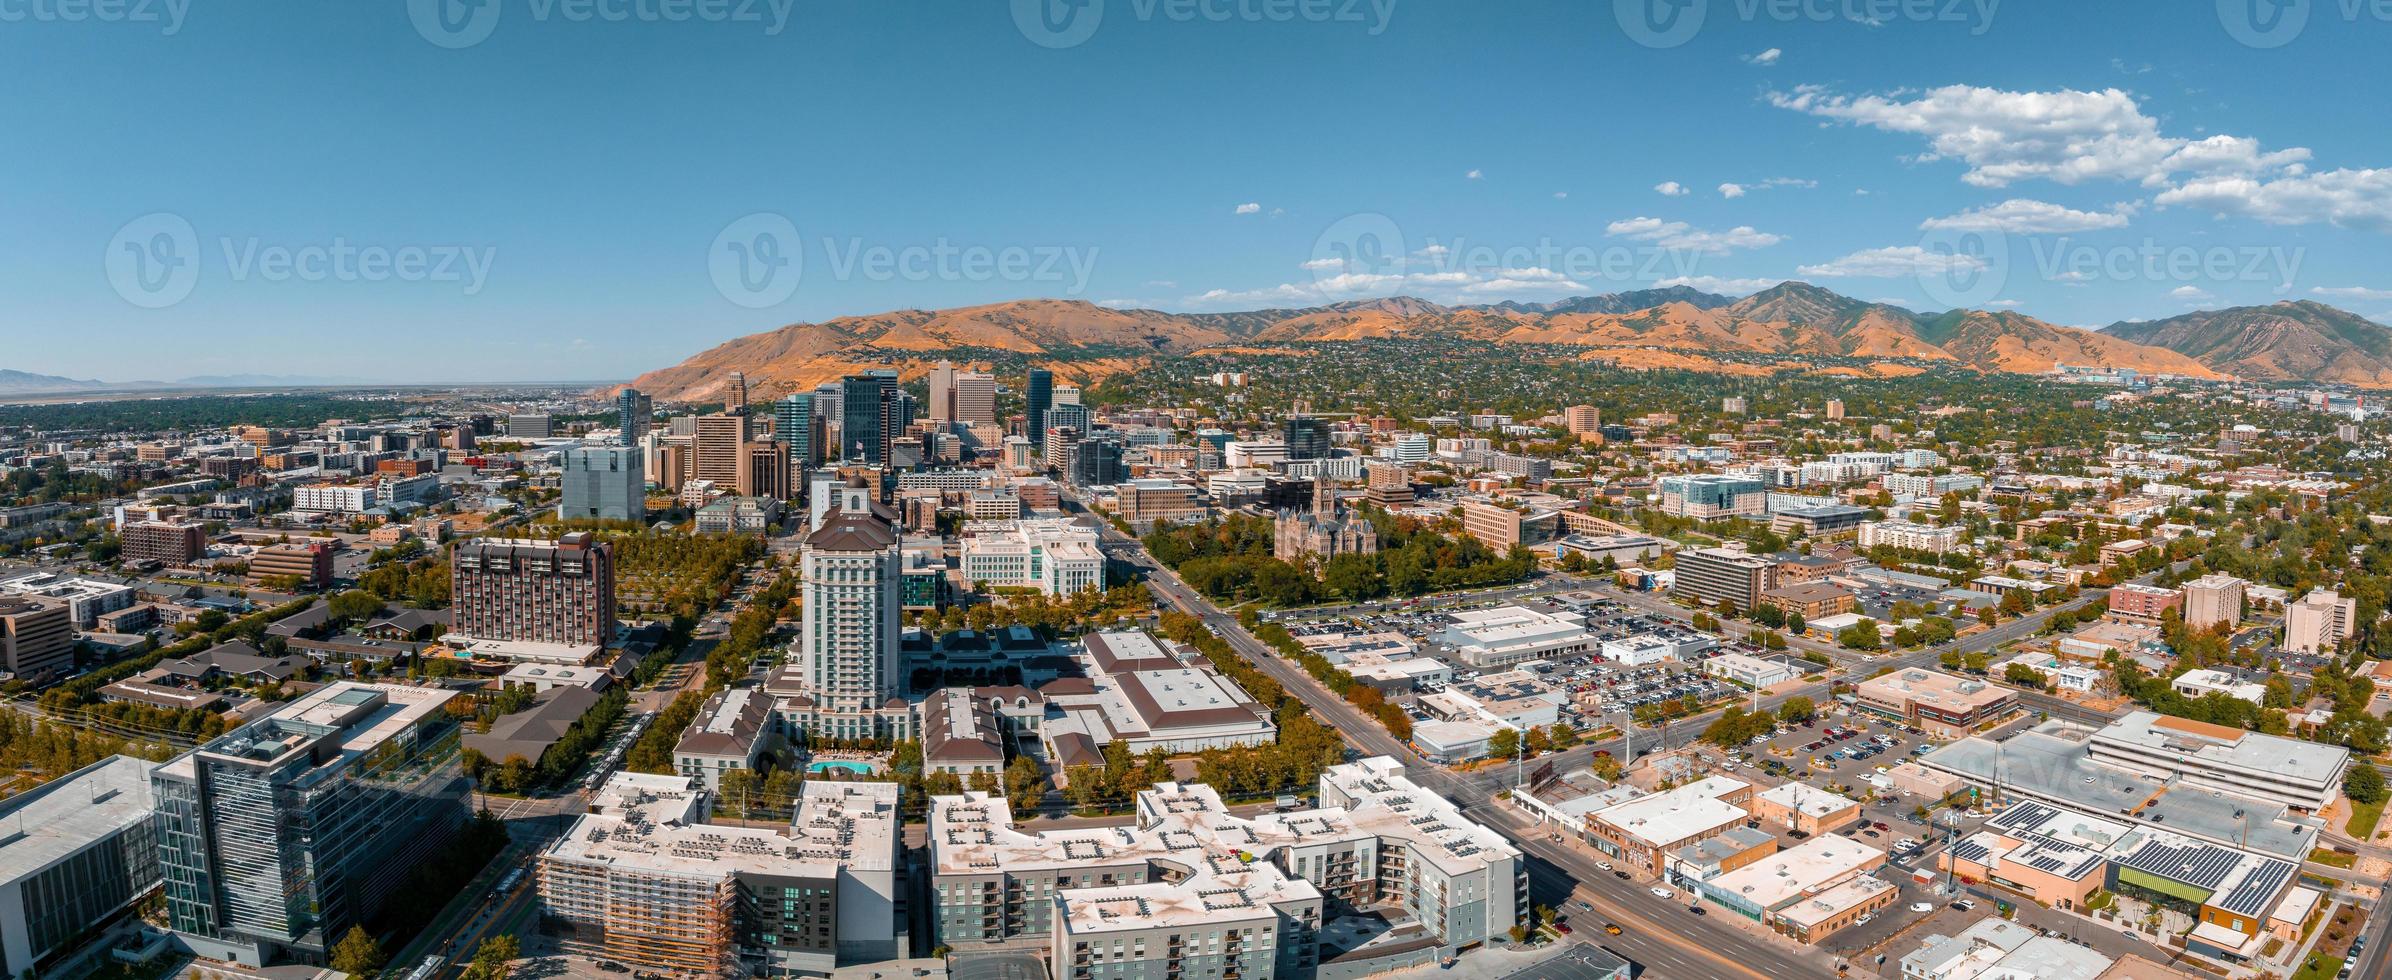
330, 925, 386, 978
1777, 696, 1816, 724
1005, 755, 1046, 812
1487, 727, 1520, 759
2347, 764, 2388, 805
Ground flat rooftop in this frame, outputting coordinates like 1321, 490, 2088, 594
1590, 776, 1749, 846
2093, 710, 2351, 787
1701, 835, 1885, 912
0, 755, 157, 882
1757, 782, 1857, 819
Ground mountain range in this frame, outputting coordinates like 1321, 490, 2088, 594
0, 372, 383, 395
623, 281, 2392, 401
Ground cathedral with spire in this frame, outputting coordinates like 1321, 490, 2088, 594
1275, 477, 1380, 564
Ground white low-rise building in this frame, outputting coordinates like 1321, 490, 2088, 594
1705, 653, 1798, 688
958, 519, 1105, 596
1437, 605, 1593, 667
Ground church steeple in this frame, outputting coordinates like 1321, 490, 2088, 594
1314, 476, 1336, 518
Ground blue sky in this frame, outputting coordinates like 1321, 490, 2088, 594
2, 0, 2387, 382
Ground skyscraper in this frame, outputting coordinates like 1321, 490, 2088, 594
775, 393, 818, 468
618, 387, 652, 442
951, 370, 996, 425
694, 412, 749, 490
152, 683, 467, 967
927, 360, 956, 422
840, 375, 886, 465
725, 371, 749, 415
560, 446, 646, 523
1025, 368, 1053, 451
1284, 415, 1331, 460
789, 479, 910, 742
1068, 432, 1125, 487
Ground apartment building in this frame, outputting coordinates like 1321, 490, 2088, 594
1856, 520, 1964, 554
449, 534, 617, 648
1672, 546, 1780, 612
153, 684, 468, 967
122, 520, 206, 566
785, 480, 913, 743
539, 773, 900, 978
293, 482, 376, 514
2183, 574, 2246, 632
671, 687, 772, 792
929, 757, 1523, 978
2107, 583, 2184, 624
2284, 587, 2356, 654
959, 519, 1105, 596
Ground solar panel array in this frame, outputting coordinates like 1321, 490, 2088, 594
2116, 837, 2240, 889
1948, 837, 1993, 864
2213, 859, 2296, 916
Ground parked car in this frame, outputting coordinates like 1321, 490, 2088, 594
1649, 887, 1674, 899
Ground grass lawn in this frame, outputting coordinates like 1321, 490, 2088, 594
2347, 798, 2385, 840
2291, 954, 2345, 980
2309, 847, 2360, 869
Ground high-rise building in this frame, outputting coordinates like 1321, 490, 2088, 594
1068, 432, 1125, 487
775, 394, 819, 469
152, 683, 467, 967
787, 479, 909, 742
746, 441, 793, 500
1284, 415, 1331, 460
693, 412, 748, 491
952, 370, 996, 426
1025, 368, 1053, 451
1824, 399, 1845, 421
560, 447, 646, 524
450, 533, 617, 648
725, 371, 749, 415
122, 519, 206, 566
2184, 574, 2247, 632
0, 596, 73, 681
618, 387, 652, 441
1673, 546, 1781, 612
839, 374, 897, 465
1563, 405, 1601, 436
508, 413, 553, 438
2286, 588, 2357, 654
927, 360, 956, 422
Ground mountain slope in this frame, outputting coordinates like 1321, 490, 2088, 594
2103, 301, 2392, 385
621, 284, 2250, 399
0, 369, 114, 393
1481, 286, 1737, 315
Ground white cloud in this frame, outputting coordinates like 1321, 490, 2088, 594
1654, 181, 1688, 196
1143, 279, 1177, 288
1760, 177, 1817, 189
1745, 47, 1782, 66
1769, 84, 2311, 189
1919, 198, 2137, 234
1605, 217, 1784, 254
1554, 191, 1569, 200
2313, 286, 2392, 301
2155, 168, 2392, 230
2171, 285, 2215, 303
1797, 245, 1987, 278
1299, 257, 1346, 271
1413, 244, 1452, 260
1985, 299, 2022, 307
1234, 202, 1262, 215
1183, 263, 1585, 309
1718, 183, 1747, 199
1466, 169, 1483, 180
1656, 275, 1784, 296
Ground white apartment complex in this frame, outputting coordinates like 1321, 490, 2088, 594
1857, 520, 1965, 554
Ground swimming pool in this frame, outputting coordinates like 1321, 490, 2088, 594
808, 760, 877, 774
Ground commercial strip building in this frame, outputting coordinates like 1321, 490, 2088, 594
957, 519, 1105, 596
1682, 836, 1895, 943
1851, 669, 2017, 738
152, 683, 469, 967
539, 773, 901, 978
1750, 782, 1860, 836
0, 756, 160, 979
1671, 546, 1780, 612
1434, 605, 1594, 668
1583, 776, 1754, 875
1900, 918, 2123, 980
1705, 652, 1799, 689
928, 757, 1525, 978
